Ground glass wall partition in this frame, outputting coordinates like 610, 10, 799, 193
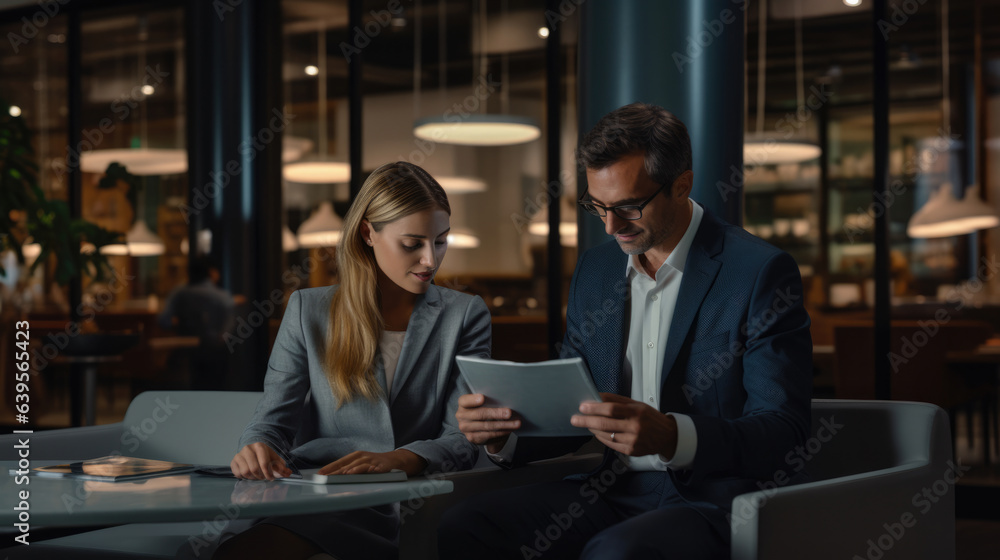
280, 0, 581, 362
0, 15, 69, 315
741, 0, 1000, 447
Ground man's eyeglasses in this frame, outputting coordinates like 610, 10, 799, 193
578, 182, 669, 221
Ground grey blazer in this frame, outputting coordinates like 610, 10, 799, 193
238, 284, 490, 473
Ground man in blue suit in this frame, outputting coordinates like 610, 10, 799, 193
441, 103, 813, 559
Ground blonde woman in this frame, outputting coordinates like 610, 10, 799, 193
216, 162, 490, 560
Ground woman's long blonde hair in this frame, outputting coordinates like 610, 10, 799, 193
324, 161, 450, 403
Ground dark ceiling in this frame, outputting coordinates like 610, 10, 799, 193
2, 0, 1000, 131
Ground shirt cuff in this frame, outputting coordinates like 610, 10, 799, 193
485, 432, 518, 465
659, 413, 697, 470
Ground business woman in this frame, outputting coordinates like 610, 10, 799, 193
214, 161, 490, 560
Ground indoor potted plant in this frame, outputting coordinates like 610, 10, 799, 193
1, 97, 121, 296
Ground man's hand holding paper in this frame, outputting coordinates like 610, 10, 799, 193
571, 392, 679, 459
455, 393, 521, 454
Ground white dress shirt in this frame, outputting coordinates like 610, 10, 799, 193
379, 330, 406, 393
620, 200, 702, 471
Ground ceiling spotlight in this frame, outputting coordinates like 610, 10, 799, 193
9, 105, 21, 117
305, 65, 319, 76
537, 27, 550, 38
843, 0, 862, 6
140, 85, 154, 96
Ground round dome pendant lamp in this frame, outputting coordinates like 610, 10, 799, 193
743, 0, 821, 166
408, 1, 487, 195
412, 0, 540, 147
283, 28, 350, 185
80, 17, 188, 177
906, 0, 998, 238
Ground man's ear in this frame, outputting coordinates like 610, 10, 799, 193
672, 170, 694, 199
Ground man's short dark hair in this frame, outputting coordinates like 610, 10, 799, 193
189, 256, 216, 284
576, 103, 692, 193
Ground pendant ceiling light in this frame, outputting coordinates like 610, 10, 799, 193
297, 201, 343, 248
179, 229, 213, 256
907, 183, 999, 238
447, 228, 480, 249
80, 149, 186, 176
101, 181, 166, 256
528, 199, 577, 246
21, 240, 96, 259
284, 162, 351, 184
282, 225, 300, 252
744, 0, 821, 166
412, 0, 540, 147
80, 18, 188, 177
100, 219, 165, 256
906, 0, 998, 238
408, 0, 489, 193
436, 176, 487, 194
283, 136, 314, 163
90, 17, 165, 257
414, 115, 541, 146
101, 185, 166, 257
283, 28, 350, 185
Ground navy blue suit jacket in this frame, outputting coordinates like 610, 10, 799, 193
516, 204, 813, 513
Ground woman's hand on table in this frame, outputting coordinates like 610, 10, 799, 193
317, 449, 427, 477
230, 442, 294, 480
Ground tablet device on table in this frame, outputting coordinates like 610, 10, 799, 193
456, 356, 602, 437
282, 469, 407, 485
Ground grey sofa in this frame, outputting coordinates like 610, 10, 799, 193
0, 394, 956, 559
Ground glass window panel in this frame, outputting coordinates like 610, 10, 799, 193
0, 15, 69, 315
280, 0, 580, 360
281, 1, 350, 293
78, 6, 187, 319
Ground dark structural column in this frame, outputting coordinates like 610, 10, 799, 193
546, 0, 563, 357
871, 0, 892, 400
67, 5, 84, 425
186, 0, 283, 390
578, 0, 744, 250
348, 0, 363, 199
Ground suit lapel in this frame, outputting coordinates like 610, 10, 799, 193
659, 210, 723, 391
389, 286, 443, 402
593, 249, 630, 395
611, 270, 631, 395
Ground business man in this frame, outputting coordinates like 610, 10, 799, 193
158, 256, 236, 389
440, 103, 813, 559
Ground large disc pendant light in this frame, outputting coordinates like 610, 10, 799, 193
744, 0, 821, 166
412, 0, 540, 147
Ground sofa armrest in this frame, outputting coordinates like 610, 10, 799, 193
0, 423, 122, 461
731, 461, 955, 560
399, 452, 603, 560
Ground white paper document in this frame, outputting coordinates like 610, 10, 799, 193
456, 356, 602, 437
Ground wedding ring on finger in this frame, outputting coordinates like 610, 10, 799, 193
610, 432, 616, 442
